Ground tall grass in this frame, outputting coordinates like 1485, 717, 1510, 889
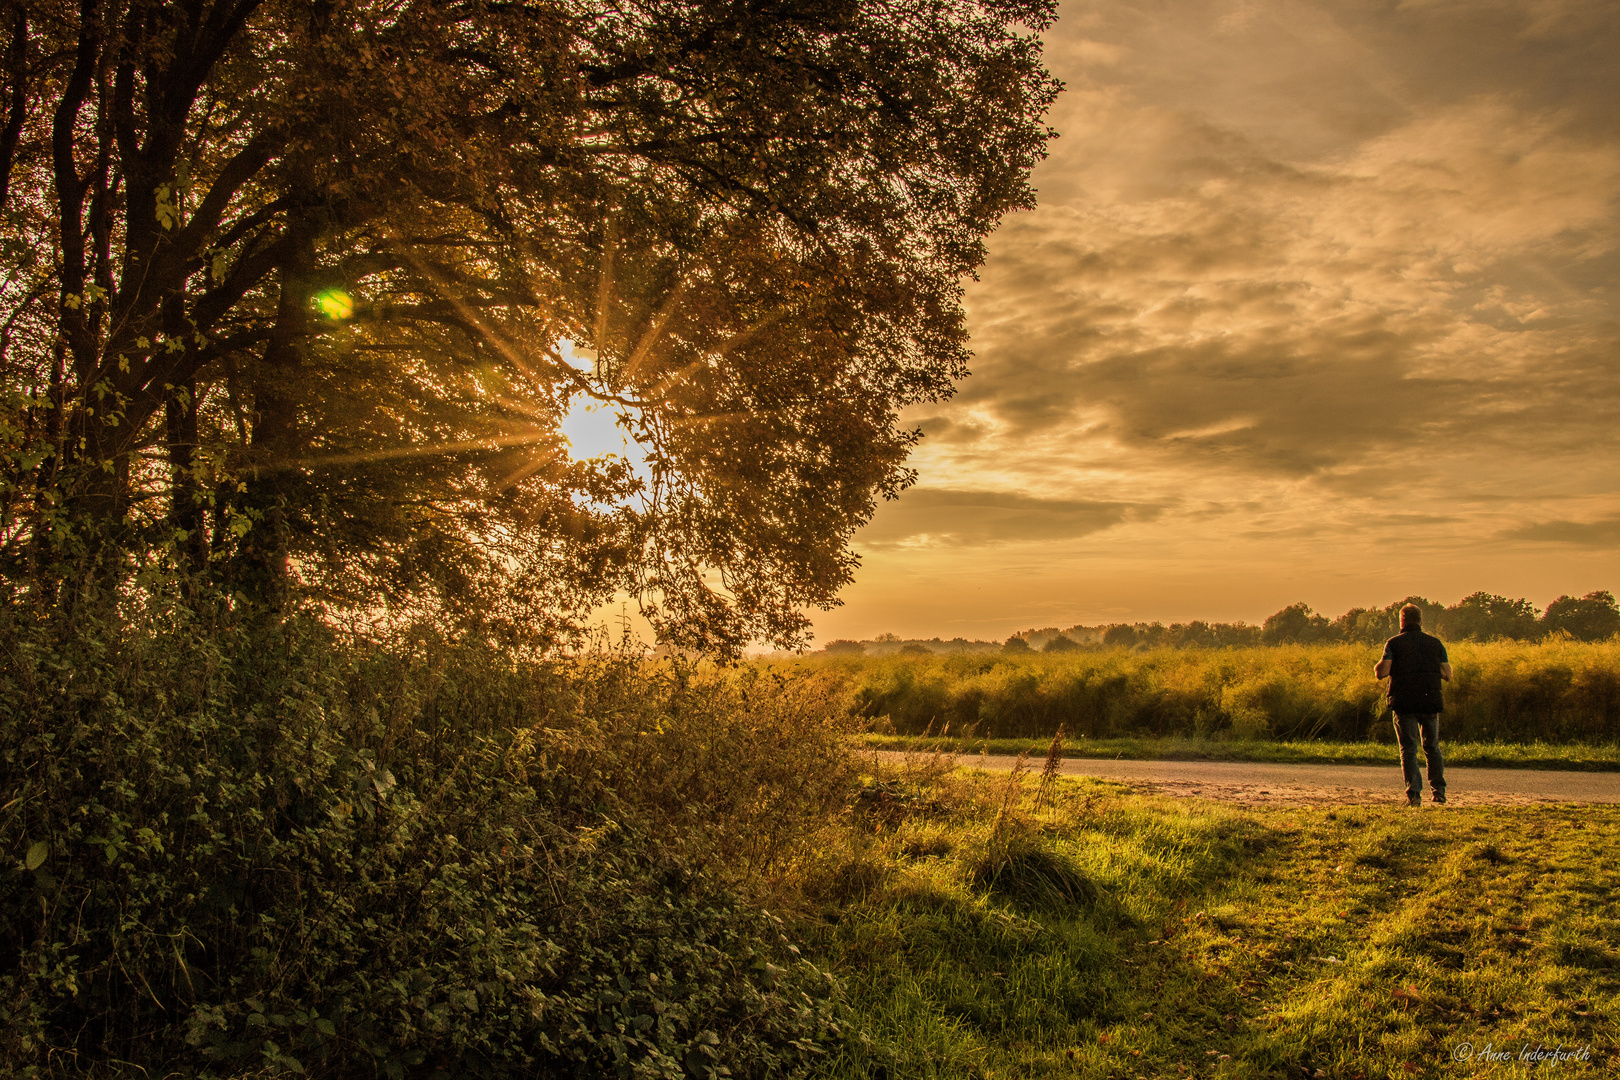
782, 639, 1620, 744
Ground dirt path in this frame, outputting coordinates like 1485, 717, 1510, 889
868, 750, 1620, 807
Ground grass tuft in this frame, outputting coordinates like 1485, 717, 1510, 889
968, 834, 1100, 912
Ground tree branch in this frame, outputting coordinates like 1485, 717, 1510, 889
0, 3, 26, 215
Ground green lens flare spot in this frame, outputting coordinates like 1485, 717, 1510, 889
316, 290, 354, 321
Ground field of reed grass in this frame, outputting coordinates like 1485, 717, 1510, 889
772, 640, 1620, 745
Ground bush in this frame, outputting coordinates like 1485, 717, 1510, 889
0, 584, 857, 1078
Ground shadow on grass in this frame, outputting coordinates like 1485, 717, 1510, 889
810, 776, 1620, 1080
811, 778, 1293, 1078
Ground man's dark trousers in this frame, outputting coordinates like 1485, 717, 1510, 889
1394, 711, 1445, 803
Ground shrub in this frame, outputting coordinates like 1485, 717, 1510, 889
0, 584, 856, 1078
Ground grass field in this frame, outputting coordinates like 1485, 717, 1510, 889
12, 592, 1614, 1077
774, 639, 1620, 745
854, 734, 1620, 771
807, 760, 1620, 1079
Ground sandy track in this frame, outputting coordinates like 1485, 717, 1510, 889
866, 751, 1620, 808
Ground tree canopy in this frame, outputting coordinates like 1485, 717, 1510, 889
0, 0, 1060, 653
1542, 591, 1620, 643
989, 589, 1616, 653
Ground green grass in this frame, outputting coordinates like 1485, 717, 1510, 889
854, 734, 1620, 771
808, 766, 1620, 1079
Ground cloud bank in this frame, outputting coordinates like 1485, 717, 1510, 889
860, 489, 1157, 547
828, 0, 1619, 639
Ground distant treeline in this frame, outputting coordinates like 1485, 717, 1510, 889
822, 633, 1004, 656
821, 590, 1620, 656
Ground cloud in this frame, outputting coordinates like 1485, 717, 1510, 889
917, 0, 1620, 528
1502, 517, 1620, 547
835, 0, 1620, 638
858, 489, 1157, 548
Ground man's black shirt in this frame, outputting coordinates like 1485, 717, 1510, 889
1382, 628, 1449, 714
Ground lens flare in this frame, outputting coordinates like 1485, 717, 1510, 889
316, 290, 353, 321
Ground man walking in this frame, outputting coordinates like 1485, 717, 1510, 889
1375, 604, 1452, 806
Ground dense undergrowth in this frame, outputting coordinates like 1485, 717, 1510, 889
782, 642, 1620, 743
0, 580, 861, 1079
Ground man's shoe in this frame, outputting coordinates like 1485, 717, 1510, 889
1408, 795, 1422, 807
1433, 792, 1447, 805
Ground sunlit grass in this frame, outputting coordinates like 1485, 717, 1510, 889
808, 766, 1620, 1078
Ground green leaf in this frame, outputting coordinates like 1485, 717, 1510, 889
25, 841, 47, 870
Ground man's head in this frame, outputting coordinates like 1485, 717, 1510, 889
1400, 603, 1422, 630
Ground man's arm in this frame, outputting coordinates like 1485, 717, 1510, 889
1441, 662, 1452, 682
1374, 657, 1392, 679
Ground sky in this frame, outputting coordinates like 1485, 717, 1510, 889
802, 0, 1620, 643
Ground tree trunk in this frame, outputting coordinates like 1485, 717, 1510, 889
236, 220, 316, 611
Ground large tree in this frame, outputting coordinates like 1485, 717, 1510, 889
1436, 592, 1540, 642
1541, 591, 1620, 643
0, 0, 1059, 652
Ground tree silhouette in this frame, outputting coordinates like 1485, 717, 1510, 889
0, 0, 1060, 652
1261, 603, 1330, 645
1102, 624, 1138, 647
1437, 592, 1540, 641
1542, 592, 1620, 642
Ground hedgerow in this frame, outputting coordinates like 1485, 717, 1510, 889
0, 579, 857, 1078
